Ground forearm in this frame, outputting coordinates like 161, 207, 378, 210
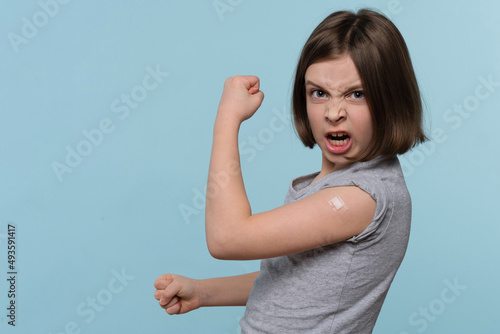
199, 271, 259, 307
205, 117, 251, 250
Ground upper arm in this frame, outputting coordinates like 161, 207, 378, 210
207, 186, 376, 260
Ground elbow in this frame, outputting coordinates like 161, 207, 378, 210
206, 231, 238, 260
207, 243, 228, 260
206, 215, 251, 260
206, 235, 231, 260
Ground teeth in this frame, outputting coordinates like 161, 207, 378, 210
327, 132, 349, 146
329, 132, 347, 138
328, 138, 348, 146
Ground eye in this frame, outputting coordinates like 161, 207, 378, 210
348, 91, 365, 100
311, 89, 327, 99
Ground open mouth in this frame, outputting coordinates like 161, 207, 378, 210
326, 132, 350, 146
324, 131, 352, 154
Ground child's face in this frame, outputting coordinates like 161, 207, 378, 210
305, 55, 373, 173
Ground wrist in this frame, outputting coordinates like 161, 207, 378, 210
213, 113, 242, 137
215, 110, 243, 127
196, 278, 211, 307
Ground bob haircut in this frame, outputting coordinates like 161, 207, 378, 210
292, 9, 427, 161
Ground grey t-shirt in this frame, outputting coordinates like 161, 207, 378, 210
240, 156, 411, 333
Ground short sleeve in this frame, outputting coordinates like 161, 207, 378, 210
320, 177, 391, 244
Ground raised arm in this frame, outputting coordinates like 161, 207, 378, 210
205, 76, 376, 261
205, 75, 264, 254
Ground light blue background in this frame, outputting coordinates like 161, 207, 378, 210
1, 0, 499, 333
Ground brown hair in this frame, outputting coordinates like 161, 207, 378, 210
292, 9, 427, 161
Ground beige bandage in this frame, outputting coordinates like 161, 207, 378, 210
328, 196, 347, 211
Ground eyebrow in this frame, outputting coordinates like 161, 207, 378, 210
305, 80, 364, 93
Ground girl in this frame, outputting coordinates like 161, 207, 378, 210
154, 9, 426, 333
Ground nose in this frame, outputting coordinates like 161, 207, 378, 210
325, 100, 346, 123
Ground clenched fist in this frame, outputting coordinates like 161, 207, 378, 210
154, 274, 203, 315
217, 75, 265, 124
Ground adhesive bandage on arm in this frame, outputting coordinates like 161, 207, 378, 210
328, 196, 348, 211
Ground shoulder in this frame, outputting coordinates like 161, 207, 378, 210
319, 156, 410, 243
287, 156, 406, 204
